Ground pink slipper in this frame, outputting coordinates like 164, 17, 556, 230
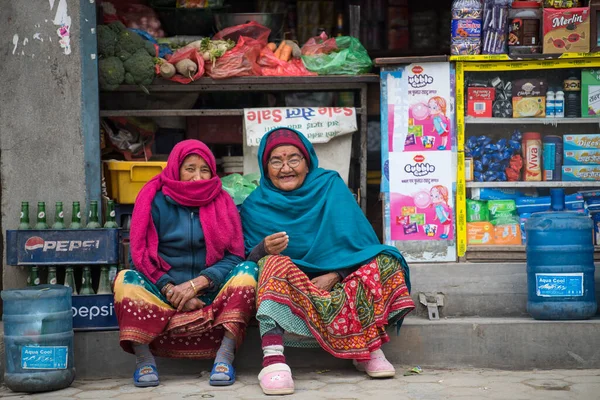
258, 363, 295, 395
353, 349, 396, 378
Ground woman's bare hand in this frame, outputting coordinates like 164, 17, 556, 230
264, 232, 289, 255
167, 282, 197, 311
311, 272, 341, 292
181, 297, 206, 312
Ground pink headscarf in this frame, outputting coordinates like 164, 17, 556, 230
130, 139, 245, 284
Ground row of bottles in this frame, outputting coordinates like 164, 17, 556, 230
19, 200, 119, 230
27, 265, 123, 295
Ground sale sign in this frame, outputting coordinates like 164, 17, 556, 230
244, 107, 357, 146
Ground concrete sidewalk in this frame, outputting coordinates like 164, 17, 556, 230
0, 367, 598, 400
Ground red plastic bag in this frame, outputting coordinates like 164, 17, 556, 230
205, 36, 262, 79
161, 48, 205, 84
301, 32, 338, 56
213, 21, 271, 46
258, 47, 316, 77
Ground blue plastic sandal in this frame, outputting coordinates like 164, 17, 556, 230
209, 362, 236, 386
133, 365, 160, 388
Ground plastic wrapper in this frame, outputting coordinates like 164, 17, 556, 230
221, 173, 260, 205
481, 0, 510, 54
301, 34, 373, 75
257, 47, 316, 77
467, 199, 490, 222
213, 21, 271, 45
102, 117, 156, 161
120, 4, 165, 38
162, 47, 205, 84
205, 36, 263, 79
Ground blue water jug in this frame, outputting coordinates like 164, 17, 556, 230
525, 212, 597, 320
1, 285, 75, 392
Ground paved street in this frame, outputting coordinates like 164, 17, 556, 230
1, 367, 599, 399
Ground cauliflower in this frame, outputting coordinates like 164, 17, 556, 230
99, 57, 125, 91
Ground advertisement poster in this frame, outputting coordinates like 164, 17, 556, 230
389, 151, 455, 241
388, 63, 452, 153
244, 107, 357, 146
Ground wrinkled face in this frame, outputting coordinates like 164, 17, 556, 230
267, 145, 309, 191
179, 154, 212, 182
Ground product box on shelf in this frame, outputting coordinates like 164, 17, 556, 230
467, 222, 495, 245
564, 149, 600, 165
563, 134, 600, 150
512, 79, 547, 118
581, 69, 600, 117
72, 294, 118, 331
562, 165, 600, 181
543, 7, 590, 54
493, 222, 522, 246
467, 87, 495, 118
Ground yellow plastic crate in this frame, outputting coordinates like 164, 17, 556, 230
104, 161, 167, 204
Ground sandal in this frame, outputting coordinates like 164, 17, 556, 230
258, 363, 294, 395
353, 350, 395, 378
133, 365, 160, 387
209, 362, 236, 386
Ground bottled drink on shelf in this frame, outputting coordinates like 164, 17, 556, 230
64, 267, 78, 295
80, 266, 95, 295
97, 266, 112, 294
334, 13, 344, 37
117, 264, 126, 272
27, 266, 40, 286
52, 202, 66, 229
35, 202, 49, 230
555, 91, 565, 118
19, 202, 30, 230
564, 75, 581, 118
103, 200, 119, 228
546, 90, 555, 117
108, 265, 118, 286
70, 201, 82, 229
47, 266, 58, 285
86, 201, 101, 229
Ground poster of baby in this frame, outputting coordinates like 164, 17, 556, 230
394, 63, 452, 152
388, 151, 455, 241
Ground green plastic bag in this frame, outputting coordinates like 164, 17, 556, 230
221, 173, 260, 206
301, 35, 372, 75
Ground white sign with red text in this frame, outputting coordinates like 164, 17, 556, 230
244, 107, 357, 146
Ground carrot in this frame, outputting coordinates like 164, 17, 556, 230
267, 42, 277, 52
274, 41, 286, 59
280, 45, 293, 62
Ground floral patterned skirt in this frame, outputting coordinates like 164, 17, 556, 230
114, 261, 258, 359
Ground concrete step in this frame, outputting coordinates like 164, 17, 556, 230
67, 317, 600, 379
409, 262, 600, 318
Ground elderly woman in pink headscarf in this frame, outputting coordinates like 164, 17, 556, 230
113, 140, 257, 388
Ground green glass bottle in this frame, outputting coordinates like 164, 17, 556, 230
27, 266, 40, 286
103, 200, 119, 228
86, 201, 101, 229
97, 266, 112, 294
108, 265, 118, 286
34, 202, 49, 229
47, 266, 58, 285
64, 267, 78, 295
52, 202, 66, 229
80, 266, 95, 295
19, 202, 30, 230
117, 264, 125, 272
70, 201, 82, 229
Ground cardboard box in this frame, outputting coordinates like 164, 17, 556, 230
581, 69, 600, 117
562, 165, 600, 181
467, 87, 495, 118
563, 149, 600, 165
563, 134, 600, 150
543, 7, 590, 54
512, 96, 546, 118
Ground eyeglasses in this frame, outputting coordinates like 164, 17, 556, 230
268, 157, 305, 170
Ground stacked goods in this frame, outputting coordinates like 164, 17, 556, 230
465, 130, 523, 182
466, 198, 521, 245
543, 5, 590, 54
562, 134, 600, 181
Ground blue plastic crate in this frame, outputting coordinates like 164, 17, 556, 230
72, 294, 118, 331
6, 229, 119, 266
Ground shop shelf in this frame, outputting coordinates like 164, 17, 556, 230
450, 53, 600, 62
467, 182, 600, 188
465, 117, 600, 125
464, 245, 600, 263
100, 108, 366, 118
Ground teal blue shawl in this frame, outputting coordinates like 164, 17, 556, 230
240, 129, 410, 291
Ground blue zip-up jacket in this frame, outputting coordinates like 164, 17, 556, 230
132, 191, 243, 291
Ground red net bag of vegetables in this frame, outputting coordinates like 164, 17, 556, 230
213, 21, 271, 45
258, 41, 316, 77
205, 36, 263, 79
157, 47, 205, 84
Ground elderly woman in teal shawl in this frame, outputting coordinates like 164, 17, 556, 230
241, 128, 415, 396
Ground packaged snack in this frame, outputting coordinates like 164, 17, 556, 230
467, 199, 489, 222
513, 97, 546, 117
467, 222, 495, 245
396, 215, 410, 225
563, 149, 600, 165
494, 222, 522, 245
467, 87, 495, 118
543, 7, 590, 54
581, 69, 600, 118
512, 79, 547, 98
562, 165, 600, 181
403, 222, 419, 235
410, 213, 426, 226
402, 206, 417, 216
563, 134, 600, 150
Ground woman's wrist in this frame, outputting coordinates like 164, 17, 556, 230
191, 276, 211, 293
161, 282, 174, 295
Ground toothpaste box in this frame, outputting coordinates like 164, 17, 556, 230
563, 150, 600, 165
563, 134, 600, 150
562, 165, 600, 181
